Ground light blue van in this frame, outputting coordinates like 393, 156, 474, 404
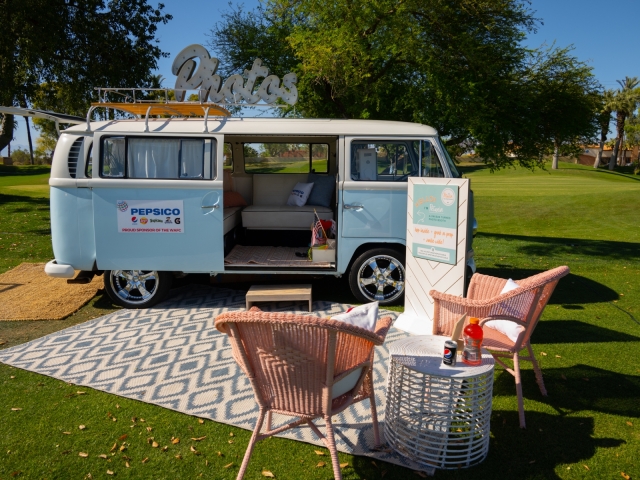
45, 117, 476, 308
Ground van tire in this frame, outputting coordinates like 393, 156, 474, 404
104, 270, 172, 309
348, 248, 405, 306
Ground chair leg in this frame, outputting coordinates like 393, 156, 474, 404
527, 342, 547, 396
323, 415, 343, 480
368, 374, 381, 447
237, 408, 267, 480
512, 352, 526, 429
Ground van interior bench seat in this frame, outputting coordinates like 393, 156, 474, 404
241, 173, 334, 231
242, 205, 332, 230
223, 206, 243, 235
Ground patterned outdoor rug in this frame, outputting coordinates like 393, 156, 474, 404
0, 285, 433, 474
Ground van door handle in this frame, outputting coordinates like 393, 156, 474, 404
344, 203, 364, 211
201, 204, 219, 209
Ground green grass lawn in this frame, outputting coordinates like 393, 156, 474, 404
1, 163, 639, 479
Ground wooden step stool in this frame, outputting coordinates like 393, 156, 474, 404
245, 284, 312, 312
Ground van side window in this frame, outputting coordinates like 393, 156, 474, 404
243, 142, 328, 173
100, 137, 214, 179
223, 142, 233, 171
85, 142, 93, 178
350, 140, 444, 181
102, 137, 125, 177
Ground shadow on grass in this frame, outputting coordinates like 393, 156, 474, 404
0, 165, 51, 176
533, 320, 640, 343
0, 194, 50, 207
476, 267, 618, 304
350, 411, 623, 479
493, 364, 640, 420
477, 232, 640, 262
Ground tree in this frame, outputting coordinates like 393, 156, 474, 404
0, 0, 172, 152
209, 0, 601, 169
609, 77, 640, 170
10, 148, 31, 165
593, 89, 615, 168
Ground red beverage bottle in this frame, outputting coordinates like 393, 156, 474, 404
461, 317, 483, 366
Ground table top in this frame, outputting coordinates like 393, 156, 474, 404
388, 335, 495, 378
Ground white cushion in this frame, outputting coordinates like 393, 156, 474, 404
252, 174, 308, 205
286, 182, 314, 207
332, 368, 363, 399
331, 302, 378, 332
484, 279, 525, 343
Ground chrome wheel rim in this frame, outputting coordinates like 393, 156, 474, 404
110, 270, 159, 305
357, 255, 405, 303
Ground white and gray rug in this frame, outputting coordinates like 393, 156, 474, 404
0, 286, 433, 474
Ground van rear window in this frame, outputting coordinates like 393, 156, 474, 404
100, 136, 215, 179
243, 143, 328, 173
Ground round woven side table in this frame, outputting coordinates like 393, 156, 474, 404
384, 335, 495, 469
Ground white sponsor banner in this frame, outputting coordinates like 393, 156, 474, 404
116, 200, 184, 233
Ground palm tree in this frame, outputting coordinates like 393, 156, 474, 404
594, 89, 615, 168
609, 76, 640, 170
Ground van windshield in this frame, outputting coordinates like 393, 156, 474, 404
438, 139, 461, 178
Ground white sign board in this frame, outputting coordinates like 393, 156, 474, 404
116, 200, 184, 234
395, 178, 470, 335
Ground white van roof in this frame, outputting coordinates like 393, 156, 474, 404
65, 117, 439, 136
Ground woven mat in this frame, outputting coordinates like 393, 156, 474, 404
224, 245, 330, 267
0, 263, 103, 321
0, 286, 434, 474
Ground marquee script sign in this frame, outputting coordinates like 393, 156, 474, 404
172, 44, 298, 106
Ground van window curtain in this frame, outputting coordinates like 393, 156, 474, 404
180, 140, 204, 178
128, 139, 180, 178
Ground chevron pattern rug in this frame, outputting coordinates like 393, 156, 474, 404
0, 286, 434, 474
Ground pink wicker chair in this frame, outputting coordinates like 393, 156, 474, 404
215, 307, 393, 480
430, 266, 569, 428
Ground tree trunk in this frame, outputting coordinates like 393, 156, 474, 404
609, 138, 620, 170
24, 116, 34, 165
19, 97, 34, 165
610, 110, 627, 170
552, 142, 559, 169
0, 114, 15, 154
594, 140, 604, 168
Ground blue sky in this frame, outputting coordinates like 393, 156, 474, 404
6, 0, 640, 152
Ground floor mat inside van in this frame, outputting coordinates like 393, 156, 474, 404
224, 245, 331, 268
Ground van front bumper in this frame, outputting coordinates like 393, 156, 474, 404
44, 260, 76, 278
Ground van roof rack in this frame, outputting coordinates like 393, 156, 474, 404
89, 87, 231, 133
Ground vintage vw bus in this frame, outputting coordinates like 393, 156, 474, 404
44, 110, 476, 308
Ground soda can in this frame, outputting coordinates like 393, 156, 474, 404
442, 340, 457, 366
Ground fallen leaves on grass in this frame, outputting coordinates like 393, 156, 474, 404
191, 436, 206, 441
583, 465, 590, 471
98, 454, 108, 459
79, 425, 86, 430
119, 444, 127, 452
106, 470, 114, 475
540, 352, 547, 356
316, 461, 326, 467
109, 443, 117, 453
198, 419, 204, 424
174, 454, 182, 460
190, 445, 201, 455
228, 440, 234, 444
151, 441, 159, 448
125, 461, 130, 468
314, 450, 326, 456
171, 437, 180, 444
261, 470, 275, 477
79, 452, 89, 458
62, 431, 71, 435
142, 457, 149, 464
11, 408, 22, 411
626, 421, 633, 427
229, 432, 234, 437
161, 446, 168, 452
118, 434, 128, 441
224, 463, 234, 469
217, 451, 223, 457
340, 463, 349, 469
621, 472, 630, 480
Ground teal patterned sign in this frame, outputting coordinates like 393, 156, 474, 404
411, 184, 459, 265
